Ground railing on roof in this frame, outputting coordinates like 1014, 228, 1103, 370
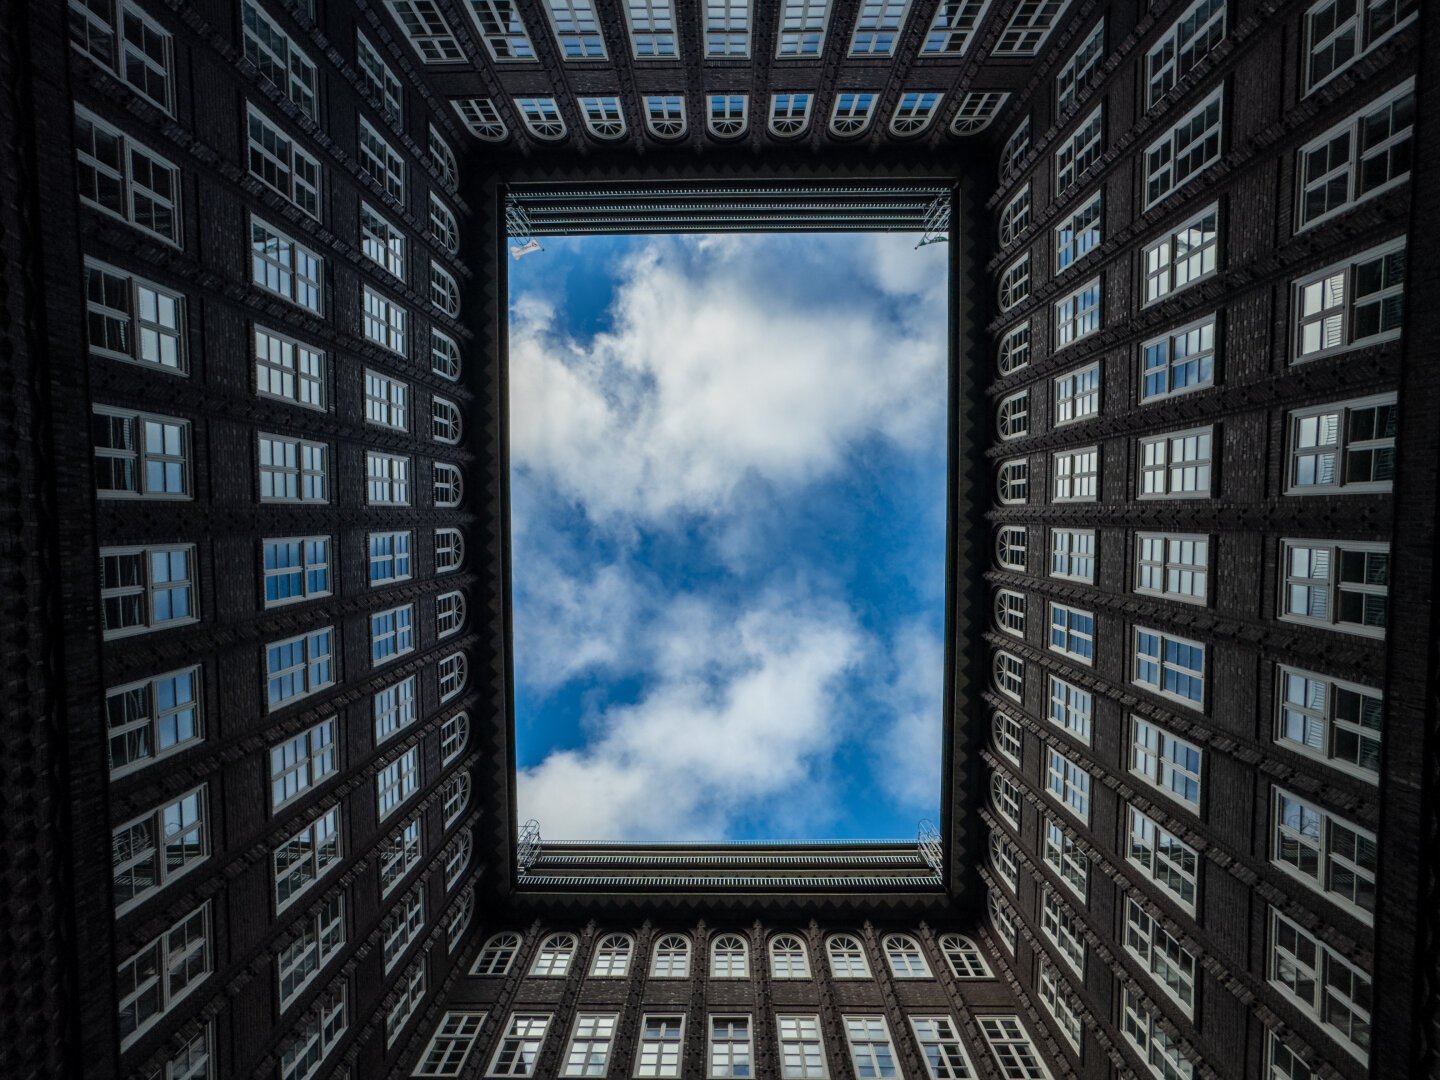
918, 818, 944, 875
517, 818, 542, 874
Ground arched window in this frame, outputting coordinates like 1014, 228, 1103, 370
769, 934, 810, 979
649, 933, 691, 977
950, 90, 1010, 135
996, 526, 1027, 572
591, 932, 633, 977
768, 92, 812, 136
435, 527, 464, 573
709, 934, 749, 978
437, 590, 466, 639
826, 934, 870, 979
432, 396, 462, 444
994, 651, 1024, 702
644, 95, 686, 138
429, 125, 459, 190
890, 91, 942, 135
430, 262, 460, 317
443, 825, 472, 889
992, 711, 1022, 765
442, 771, 470, 826
939, 934, 992, 979
998, 389, 1029, 439
830, 91, 877, 136
434, 462, 463, 507
438, 651, 467, 702
990, 772, 1021, 827
579, 96, 626, 139
999, 253, 1030, 311
990, 834, 1019, 890
883, 933, 931, 978
515, 96, 566, 140
998, 459, 1029, 504
707, 94, 747, 137
473, 931, 522, 975
447, 888, 475, 953
440, 709, 468, 762
530, 931, 577, 976
1000, 185, 1032, 246
999, 321, 1031, 375
994, 589, 1026, 638
453, 97, 507, 141
988, 892, 1018, 954
431, 328, 461, 381
428, 193, 459, 254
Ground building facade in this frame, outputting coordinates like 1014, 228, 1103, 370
0, 1, 1436, 1079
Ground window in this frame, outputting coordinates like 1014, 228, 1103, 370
265, 626, 335, 710
994, 651, 1024, 702
1049, 528, 1094, 582
374, 676, 417, 743
1051, 364, 1099, 427
367, 451, 411, 506
251, 216, 323, 312
1127, 805, 1198, 913
278, 980, 347, 1080
277, 894, 345, 1012
1273, 787, 1376, 920
992, 711, 1022, 765
435, 527, 465, 572
1140, 319, 1216, 402
453, 97, 509, 140
625, 0, 677, 56
370, 531, 413, 586
387, 1, 465, 63
708, 95, 748, 138
437, 591, 466, 639
356, 31, 402, 122
365, 370, 408, 432
1055, 191, 1101, 272
635, 1015, 685, 1077
432, 328, 462, 381
1043, 816, 1089, 899
542, 0, 605, 58
106, 666, 201, 776
1146, 0, 1226, 109
146, 1023, 211, 1079
939, 934, 990, 978
1300, 80, 1414, 230
1046, 749, 1090, 823
987, 893, 1018, 957
950, 90, 1010, 135
707, 1016, 752, 1078
440, 710, 469, 762
273, 807, 341, 912
1266, 1030, 1318, 1080
1051, 448, 1098, 503
1037, 957, 1082, 1053
83, 259, 185, 373
442, 772, 471, 826
1048, 676, 1092, 743
843, 1016, 899, 1078
909, 1015, 975, 1079
705, 0, 751, 56
443, 829, 473, 891
488, 1014, 550, 1076
561, 1013, 618, 1077
358, 118, 405, 201
835, 91, 875, 136
998, 390, 1029, 440
466, 0, 536, 60
380, 814, 422, 896
515, 97, 566, 140
386, 956, 427, 1048
1293, 241, 1406, 361
1056, 19, 1105, 112
998, 459, 1028, 505
1055, 107, 1102, 196
438, 652, 468, 701
381, 885, 425, 972
849, 0, 911, 55
99, 545, 196, 638
74, 107, 180, 244
826, 934, 870, 978
999, 116, 1031, 184
579, 96, 625, 139
1143, 204, 1219, 304
994, 590, 1025, 639
246, 105, 320, 219
363, 286, 408, 355
998, 254, 1030, 311
998, 322, 1030, 375
1269, 909, 1371, 1061
710, 934, 749, 978
434, 462, 465, 507
1124, 897, 1197, 1014
70, 0, 174, 110
1276, 665, 1382, 780
996, 526, 1028, 572
259, 434, 327, 503
360, 204, 406, 280
1048, 602, 1094, 662
1139, 427, 1213, 501
1304, 0, 1418, 92
1136, 534, 1208, 604
263, 536, 331, 606
112, 785, 207, 914
890, 91, 943, 136
590, 932, 633, 976
777, 1015, 828, 1078
117, 902, 210, 1048
769, 934, 810, 978
1144, 88, 1224, 208
473, 932, 521, 976
1000, 186, 1031, 246
255, 327, 326, 410
1121, 987, 1194, 1080
643, 95, 686, 138
1279, 539, 1389, 637
977, 1015, 1050, 1079
430, 126, 459, 190
1287, 394, 1397, 493
270, 718, 337, 810
1130, 717, 1203, 808
414, 1011, 487, 1078
1053, 278, 1101, 348
778, 0, 831, 55
994, 0, 1073, 54
923, 0, 991, 54
650, 933, 691, 977
431, 262, 461, 317
991, 771, 1021, 828
884, 933, 930, 978
241, 0, 318, 118
92, 406, 188, 499
769, 93, 813, 136
997, 843, 1029, 896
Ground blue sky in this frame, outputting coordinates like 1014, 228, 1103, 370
507, 231, 948, 841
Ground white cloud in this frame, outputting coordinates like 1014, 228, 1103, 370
867, 621, 946, 815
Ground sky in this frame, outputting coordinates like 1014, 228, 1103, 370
507, 230, 949, 842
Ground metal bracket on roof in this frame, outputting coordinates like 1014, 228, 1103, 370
517, 819, 542, 873
918, 819, 943, 875
915, 193, 950, 249
505, 201, 544, 259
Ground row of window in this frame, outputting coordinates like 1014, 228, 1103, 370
416, 1006, 1051, 1080
264, 531, 467, 605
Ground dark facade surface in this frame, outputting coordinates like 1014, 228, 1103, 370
0, 1, 1436, 1079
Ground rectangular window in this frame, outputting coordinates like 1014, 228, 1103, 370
69, 0, 174, 111
623, 0, 676, 57
1054, 277, 1102, 348
778, 0, 832, 56
993, 711, 1022, 766
255, 327, 326, 410
634, 1014, 685, 1077
467, 0, 537, 61
1273, 787, 1376, 921
241, 0, 318, 118
559, 1013, 617, 1077
1037, 957, 1083, 1053
386, 956, 427, 1048
992, 771, 1021, 828
1279, 539, 1389, 638
489, 1013, 550, 1076
1305, 0, 1418, 92
1293, 240, 1406, 361
1051, 447, 1098, 503
1046, 748, 1090, 823
279, 980, 347, 1080
1143, 204, 1219, 305
369, 531, 413, 586
277, 893, 345, 1012
270, 718, 337, 810
358, 117, 405, 200
705, 0, 751, 56
92, 405, 189, 499
262, 536, 331, 608
1043, 815, 1089, 899
1051, 363, 1100, 427
907, 1016, 973, 1078
387, 1, 465, 63
112, 784, 207, 915
374, 676, 418, 743
1146, 0, 1226, 109
994, 0, 1074, 54
849, 0, 911, 56
1269, 908, 1371, 1061
365, 369, 409, 431
363, 286, 408, 355
381, 885, 425, 972
1049, 528, 1095, 582
1124, 897, 1197, 1015
74, 106, 181, 245
1000, 116, 1030, 185
1040, 887, 1085, 976
246, 104, 320, 219
776, 1015, 827, 1078
842, 1016, 898, 1079
1048, 676, 1092, 743
1139, 426, 1213, 499
274, 807, 342, 912
106, 665, 201, 775
977, 1015, 1050, 1080
414, 1010, 487, 1078
265, 626, 335, 710
259, 433, 328, 503
83, 258, 186, 373
1132, 627, 1206, 708
1000, 185, 1031, 247
356, 31, 403, 122
441, 710, 469, 762
1276, 665, 1381, 780
430, 125, 459, 189
100, 545, 196, 639
1287, 393, 1396, 493
361, 203, 406, 281
1048, 602, 1094, 663
1055, 190, 1101, 272
992, 834, 1019, 890
1140, 317, 1216, 402
1056, 18, 1105, 112
1055, 106, 1102, 197
1297, 81, 1414, 229
371, 604, 415, 666
251, 216, 323, 312
1121, 987, 1194, 1080
1130, 717, 1203, 808
380, 815, 422, 896
366, 451, 412, 506
117, 902, 210, 1049
543, 0, 607, 58
1144, 88, 1224, 209
1135, 533, 1208, 603
1127, 805, 1198, 913
706, 1015, 753, 1078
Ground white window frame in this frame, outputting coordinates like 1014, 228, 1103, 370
634, 1013, 686, 1077
579, 96, 626, 139
768, 934, 810, 979
242, 0, 318, 117
1056, 18, 1105, 113
246, 103, 320, 219
1139, 426, 1213, 500
624, 0, 677, 57
360, 202, 406, 281
374, 675, 417, 743
997, 458, 1028, 505
561, 1013, 619, 1077
365, 369, 409, 431
111, 784, 208, 916
997, 389, 1029, 440
1053, 277, 1101, 349
366, 451, 412, 506
91, 405, 190, 499
1144, 87, 1224, 209
542, 0, 607, 59
273, 807, 341, 913
826, 935, 870, 979
264, 626, 335, 711
1139, 318, 1217, 403
254, 326, 326, 411
977, 1014, 1052, 1079
951, 89, 1009, 135
358, 116, 406, 200
1278, 539, 1389, 638
848, 0, 912, 56
453, 97, 509, 140
776, 1014, 829, 1078
99, 544, 197, 639
1272, 786, 1376, 923
998, 253, 1030, 311
262, 535, 331, 607
1303, 0, 1418, 93
1049, 527, 1095, 583
1043, 815, 1089, 900
590, 933, 633, 977
707, 94, 748, 138
83, 257, 186, 373
1130, 716, 1204, 810
1052, 362, 1099, 427
1275, 664, 1382, 781
1048, 675, 1093, 744
998, 321, 1030, 375
473, 932, 522, 976
1046, 748, 1091, 824
369, 530, 413, 586
413, 1010, 487, 1078
994, 651, 1024, 702
117, 902, 210, 1050
435, 527, 465, 573
70, 0, 175, 112
890, 91, 943, 136
777, 0, 832, 56
438, 652, 468, 702
251, 215, 323, 312
1296, 80, 1414, 231
269, 717, 337, 811
1142, 203, 1220, 305
1127, 804, 1199, 914
356, 30, 403, 122
1054, 106, 1102, 197
768, 93, 813, 136
707, 1015, 753, 1079
1124, 896, 1197, 1016
1051, 447, 1098, 503
1054, 190, 1101, 272
996, 525, 1027, 572
1047, 601, 1095, 663
1000, 184, 1031, 247
842, 1016, 900, 1078
106, 665, 203, 777
1135, 533, 1209, 604
1145, 0, 1226, 110
1268, 908, 1371, 1062
487, 1013, 551, 1077
1292, 239, 1406, 362
1286, 393, 1397, 494
649, 933, 691, 978
74, 106, 182, 245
